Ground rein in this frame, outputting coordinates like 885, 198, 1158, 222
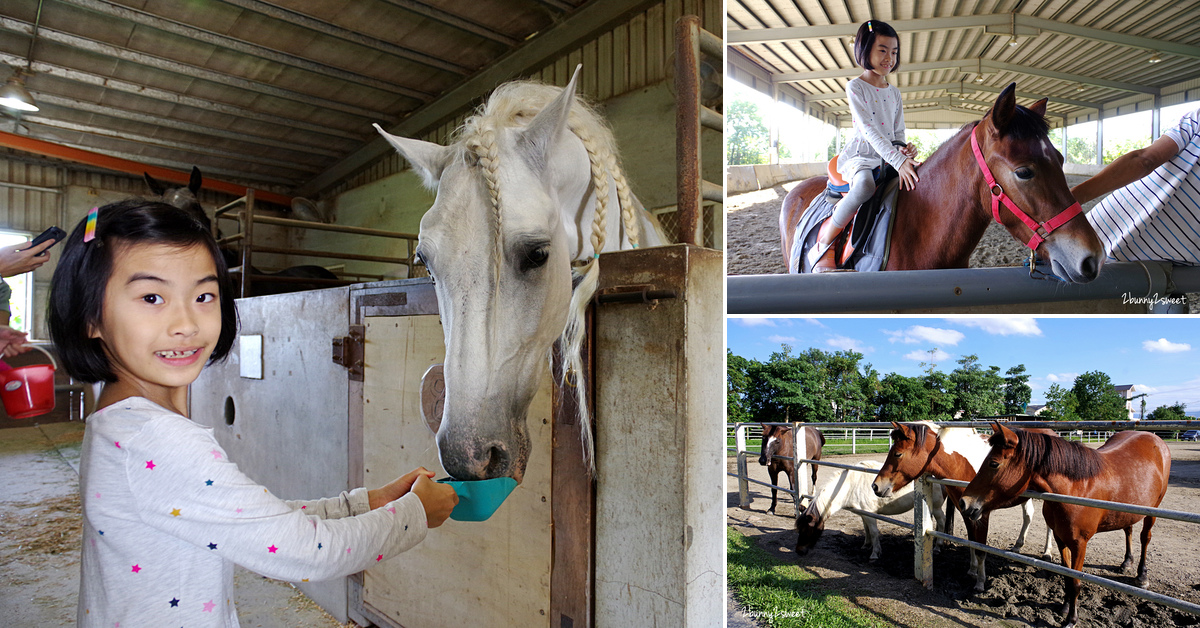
969, 125, 1082, 250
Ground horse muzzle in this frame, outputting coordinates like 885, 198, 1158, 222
436, 424, 530, 482
959, 497, 984, 522
871, 479, 894, 498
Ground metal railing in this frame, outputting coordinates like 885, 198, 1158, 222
728, 420, 1200, 621
673, 15, 722, 247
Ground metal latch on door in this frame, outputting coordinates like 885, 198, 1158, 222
332, 324, 365, 381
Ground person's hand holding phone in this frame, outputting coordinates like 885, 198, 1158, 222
0, 240, 54, 277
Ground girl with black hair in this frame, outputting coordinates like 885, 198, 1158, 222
49, 200, 457, 626
810, 19, 922, 272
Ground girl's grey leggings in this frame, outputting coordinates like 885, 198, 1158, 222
830, 169, 875, 230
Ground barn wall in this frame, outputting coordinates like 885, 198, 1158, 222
295, 0, 723, 279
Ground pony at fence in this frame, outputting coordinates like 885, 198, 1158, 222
375, 67, 666, 481
796, 460, 946, 561
144, 168, 341, 296
779, 84, 1103, 281
872, 421, 1052, 592
961, 423, 1171, 628
757, 424, 825, 513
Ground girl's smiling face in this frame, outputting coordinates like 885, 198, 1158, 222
91, 242, 222, 413
869, 35, 899, 77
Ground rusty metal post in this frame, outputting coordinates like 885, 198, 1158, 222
675, 15, 701, 246
913, 475, 934, 588
239, 190, 255, 298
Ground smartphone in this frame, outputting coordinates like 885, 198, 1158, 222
24, 226, 66, 256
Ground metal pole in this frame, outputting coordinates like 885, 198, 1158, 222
913, 476, 934, 588
239, 191, 254, 299
727, 262, 1200, 313
736, 423, 750, 509
674, 15, 701, 246
792, 423, 805, 517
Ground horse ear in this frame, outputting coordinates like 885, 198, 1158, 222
189, 166, 202, 195
144, 172, 165, 196
1028, 97, 1048, 118
987, 83, 1018, 134
517, 64, 581, 174
374, 124, 454, 189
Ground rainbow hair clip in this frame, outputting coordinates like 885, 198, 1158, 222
83, 207, 98, 243
867, 20, 873, 32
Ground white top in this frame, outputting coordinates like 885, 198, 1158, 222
1086, 108, 1200, 265
77, 397, 428, 627
837, 77, 909, 177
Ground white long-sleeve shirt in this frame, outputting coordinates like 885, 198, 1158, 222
837, 77, 908, 178
77, 396, 428, 627
1086, 108, 1200, 264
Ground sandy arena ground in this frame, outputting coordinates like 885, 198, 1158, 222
727, 440, 1200, 628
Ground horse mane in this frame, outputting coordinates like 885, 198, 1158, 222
808, 460, 882, 523
446, 79, 645, 471
920, 99, 1052, 171
993, 428, 1102, 480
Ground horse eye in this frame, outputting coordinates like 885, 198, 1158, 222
1015, 167, 1034, 180
988, 460, 1000, 469
519, 245, 550, 272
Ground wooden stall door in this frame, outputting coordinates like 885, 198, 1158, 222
349, 281, 554, 628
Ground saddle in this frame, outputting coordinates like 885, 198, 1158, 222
789, 161, 900, 273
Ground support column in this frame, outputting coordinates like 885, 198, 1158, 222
1096, 115, 1104, 165
1152, 95, 1162, 140
769, 82, 780, 164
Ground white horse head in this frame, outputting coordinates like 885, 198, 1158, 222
375, 67, 665, 482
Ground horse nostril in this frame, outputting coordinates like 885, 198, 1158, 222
1081, 255, 1098, 279
481, 443, 509, 479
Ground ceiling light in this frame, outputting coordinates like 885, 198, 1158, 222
1076, 84, 1086, 92
1008, 36, 1019, 47
0, 73, 38, 112
1148, 52, 1162, 64
974, 75, 985, 83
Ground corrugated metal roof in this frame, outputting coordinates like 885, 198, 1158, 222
0, 0, 660, 200
728, 1, 1200, 129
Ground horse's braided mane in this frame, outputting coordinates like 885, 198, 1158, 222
993, 428, 1102, 480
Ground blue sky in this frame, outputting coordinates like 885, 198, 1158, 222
728, 317, 1200, 414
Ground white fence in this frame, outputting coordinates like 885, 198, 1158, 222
728, 420, 1200, 621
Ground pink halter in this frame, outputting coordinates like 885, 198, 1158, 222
970, 125, 1082, 250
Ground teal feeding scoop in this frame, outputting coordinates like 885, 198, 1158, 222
438, 477, 518, 522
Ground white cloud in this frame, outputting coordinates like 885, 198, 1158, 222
1143, 338, 1191, 353
885, 325, 965, 346
1045, 372, 1079, 383
736, 318, 776, 327
903, 348, 952, 362
951, 317, 1043, 336
802, 318, 826, 327
827, 335, 870, 353
767, 335, 798, 344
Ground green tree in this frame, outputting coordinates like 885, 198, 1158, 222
1003, 364, 1033, 415
727, 99, 770, 165
874, 373, 930, 422
727, 350, 752, 423
923, 371, 955, 421
1072, 371, 1128, 421
1063, 136, 1097, 165
950, 354, 1005, 418
1104, 137, 1150, 165
1041, 383, 1079, 421
1147, 402, 1187, 422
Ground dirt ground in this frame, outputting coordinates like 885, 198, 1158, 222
726, 174, 1200, 312
727, 441, 1200, 628
0, 421, 351, 628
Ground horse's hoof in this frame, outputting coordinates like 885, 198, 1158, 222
1137, 576, 1150, 588
974, 583, 985, 593
1041, 553, 1054, 562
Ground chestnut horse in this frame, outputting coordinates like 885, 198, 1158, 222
961, 423, 1171, 628
757, 424, 825, 513
872, 422, 1053, 592
780, 84, 1103, 282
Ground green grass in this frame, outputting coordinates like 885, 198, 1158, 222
726, 438, 893, 456
727, 527, 891, 628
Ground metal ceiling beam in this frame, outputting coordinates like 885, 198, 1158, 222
985, 60, 1158, 95
773, 60, 979, 82
728, 14, 1200, 61
298, 0, 663, 197
0, 16, 397, 122
59, 0, 432, 102
31, 92, 344, 158
531, 0, 574, 12
215, 0, 470, 75
50, 139, 299, 187
803, 82, 1101, 109
21, 116, 319, 173
0, 51, 364, 142
0, 129, 294, 203
378, 0, 518, 46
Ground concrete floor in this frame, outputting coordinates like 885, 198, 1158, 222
0, 420, 353, 627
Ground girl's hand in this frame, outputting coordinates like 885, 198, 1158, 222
899, 158, 921, 191
0, 326, 28, 358
901, 143, 918, 158
412, 473, 459, 528
368, 467, 435, 510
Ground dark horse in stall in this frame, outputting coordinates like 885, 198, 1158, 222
757, 424, 825, 513
961, 423, 1171, 628
780, 84, 1104, 281
144, 167, 341, 296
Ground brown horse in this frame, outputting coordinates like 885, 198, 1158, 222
872, 422, 1053, 592
780, 84, 1103, 282
757, 424, 825, 514
961, 423, 1171, 628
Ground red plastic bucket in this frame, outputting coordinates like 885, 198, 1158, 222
0, 346, 57, 419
